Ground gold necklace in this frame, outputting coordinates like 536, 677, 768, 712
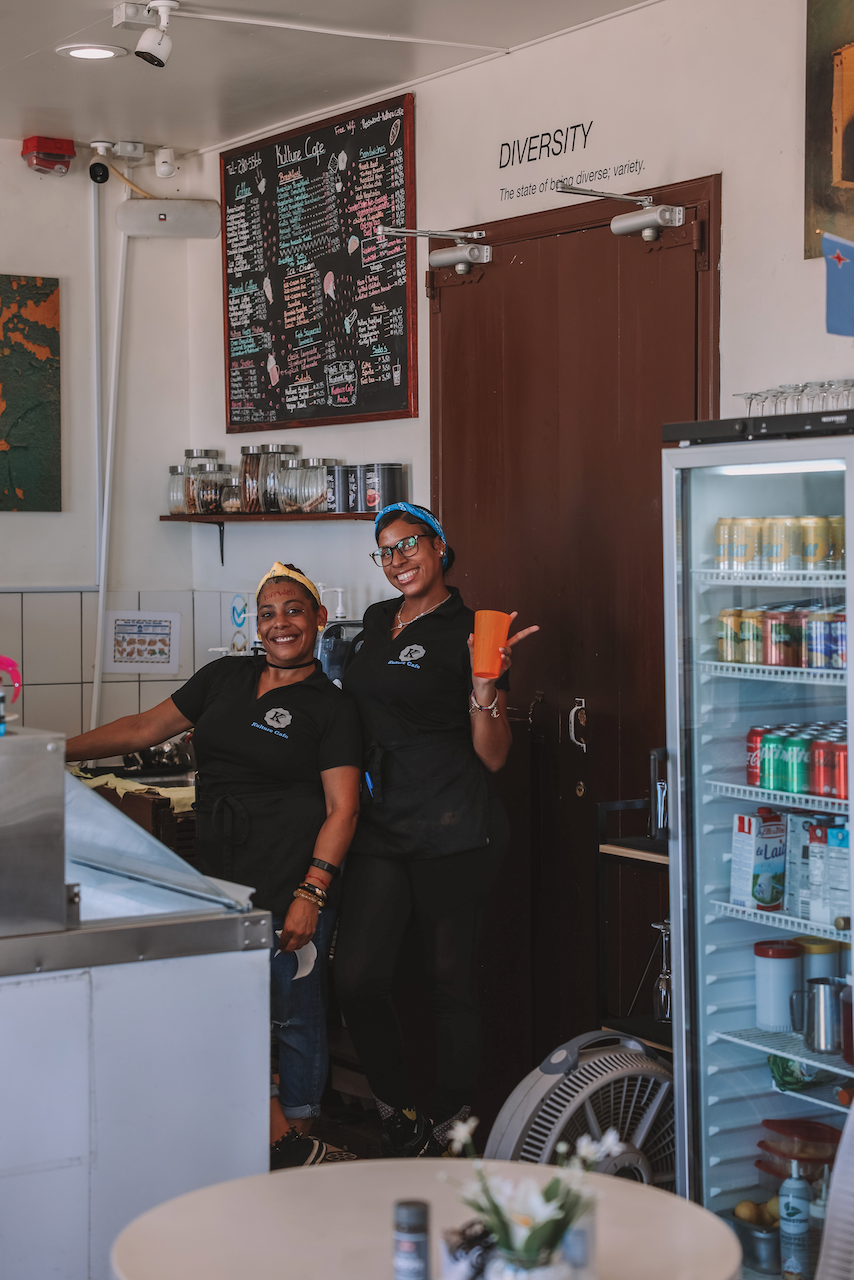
394, 593, 450, 632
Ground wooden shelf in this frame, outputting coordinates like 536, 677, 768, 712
160, 512, 374, 523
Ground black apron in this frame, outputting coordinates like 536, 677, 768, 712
350, 730, 494, 859
194, 781, 333, 917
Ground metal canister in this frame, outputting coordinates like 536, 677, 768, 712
356, 463, 406, 514
714, 517, 733, 570
785, 734, 813, 794
832, 742, 849, 800
801, 516, 830, 570
762, 516, 799, 571
325, 464, 357, 513
811, 739, 836, 796
747, 726, 771, 787
828, 515, 846, 568
807, 611, 835, 668
760, 731, 786, 791
739, 610, 764, 664
731, 517, 763, 572
763, 611, 795, 666
832, 612, 847, 669
718, 608, 742, 662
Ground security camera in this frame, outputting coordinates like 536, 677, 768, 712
89, 161, 110, 183
609, 205, 684, 241
428, 243, 492, 275
135, 25, 171, 65
154, 146, 176, 178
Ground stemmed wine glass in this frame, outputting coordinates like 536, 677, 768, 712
651, 921, 672, 1023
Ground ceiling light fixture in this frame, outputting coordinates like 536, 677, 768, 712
56, 43, 128, 59
135, 1, 178, 67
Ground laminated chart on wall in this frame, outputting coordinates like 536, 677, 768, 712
220, 94, 416, 431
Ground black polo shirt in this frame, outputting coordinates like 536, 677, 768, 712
172, 656, 363, 797
343, 586, 509, 745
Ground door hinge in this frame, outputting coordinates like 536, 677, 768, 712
644, 216, 708, 271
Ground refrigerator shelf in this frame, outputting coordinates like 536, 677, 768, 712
770, 1079, 850, 1115
695, 569, 846, 587
698, 660, 846, 685
704, 778, 849, 815
709, 899, 851, 941
713, 1027, 853, 1078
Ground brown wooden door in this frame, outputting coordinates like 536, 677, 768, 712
430, 177, 720, 1105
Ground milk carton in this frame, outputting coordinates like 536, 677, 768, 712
730, 808, 786, 910
785, 814, 845, 918
811, 825, 851, 925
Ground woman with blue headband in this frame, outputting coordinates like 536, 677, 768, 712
335, 502, 538, 1157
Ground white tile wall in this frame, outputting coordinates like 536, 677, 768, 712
24, 684, 82, 738
139, 590, 194, 681
82, 680, 140, 731
193, 591, 221, 670
0, 594, 22, 669
83, 591, 140, 682
139, 680, 185, 714
22, 593, 82, 685
221, 590, 253, 656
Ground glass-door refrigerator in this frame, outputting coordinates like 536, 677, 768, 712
662, 426, 854, 1277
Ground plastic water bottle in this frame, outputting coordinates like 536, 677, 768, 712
779, 1159, 813, 1279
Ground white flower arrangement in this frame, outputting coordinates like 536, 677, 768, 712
449, 1120, 623, 1273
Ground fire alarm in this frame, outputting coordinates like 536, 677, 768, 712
21, 136, 77, 175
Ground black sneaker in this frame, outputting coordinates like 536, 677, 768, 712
270, 1129, 328, 1170
381, 1107, 433, 1158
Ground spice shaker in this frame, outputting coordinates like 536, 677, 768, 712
239, 445, 263, 513
168, 465, 187, 515
394, 1200, 430, 1280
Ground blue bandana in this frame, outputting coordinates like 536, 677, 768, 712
374, 502, 449, 568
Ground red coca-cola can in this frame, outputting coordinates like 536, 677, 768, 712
810, 739, 836, 796
746, 726, 768, 787
832, 741, 848, 800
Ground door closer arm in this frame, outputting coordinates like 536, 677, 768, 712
377, 224, 492, 274
554, 183, 684, 242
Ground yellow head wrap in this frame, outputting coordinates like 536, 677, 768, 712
256, 562, 322, 607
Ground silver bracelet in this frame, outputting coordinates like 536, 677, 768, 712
469, 689, 500, 719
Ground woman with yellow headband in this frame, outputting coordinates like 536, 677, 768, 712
66, 562, 362, 1169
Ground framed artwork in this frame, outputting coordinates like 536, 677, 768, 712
0, 275, 60, 510
805, 1, 854, 258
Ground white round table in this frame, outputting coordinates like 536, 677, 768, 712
111, 1159, 741, 1280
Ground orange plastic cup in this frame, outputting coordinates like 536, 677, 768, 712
473, 610, 512, 679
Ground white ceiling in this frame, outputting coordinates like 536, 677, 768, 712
1, 0, 642, 154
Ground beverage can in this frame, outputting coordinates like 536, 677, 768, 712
763, 610, 795, 666
747, 726, 771, 787
732, 517, 763, 572
832, 612, 847, 669
801, 516, 830, 570
718, 608, 742, 662
810, 740, 836, 796
790, 608, 811, 667
740, 609, 764, 664
832, 741, 848, 800
785, 734, 813, 794
760, 731, 786, 791
828, 515, 845, 568
807, 611, 835, 668
762, 516, 799, 571
714, 517, 733, 571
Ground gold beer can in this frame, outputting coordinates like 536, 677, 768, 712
762, 516, 800, 571
731, 517, 763, 572
801, 516, 830, 570
714, 517, 733, 570
718, 608, 742, 662
740, 609, 764, 664
828, 515, 846, 567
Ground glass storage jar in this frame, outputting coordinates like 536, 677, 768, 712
300, 458, 338, 513
239, 445, 263, 513
277, 458, 304, 513
259, 442, 298, 512
168, 465, 187, 515
220, 484, 241, 513
195, 461, 228, 514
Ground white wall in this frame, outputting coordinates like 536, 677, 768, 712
4, 0, 853, 619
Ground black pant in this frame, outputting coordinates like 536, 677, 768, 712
334, 840, 505, 1121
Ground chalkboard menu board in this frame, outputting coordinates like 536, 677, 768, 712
221, 94, 416, 432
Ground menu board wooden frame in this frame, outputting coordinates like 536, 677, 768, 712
220, 93, 417, 433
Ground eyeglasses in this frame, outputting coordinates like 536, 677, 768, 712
370, 534, 431, 566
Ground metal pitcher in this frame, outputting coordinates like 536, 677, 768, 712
790, 976, 845, 1053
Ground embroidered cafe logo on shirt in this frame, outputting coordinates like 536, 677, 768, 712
252, 707, 293, 738
389, 644, 425, 669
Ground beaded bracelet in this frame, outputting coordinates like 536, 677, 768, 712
469, 689, 500, 719
296, 880, 328, 904
294, 888, 323, 909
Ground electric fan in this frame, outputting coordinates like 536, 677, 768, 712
484, 1031, 676, 1190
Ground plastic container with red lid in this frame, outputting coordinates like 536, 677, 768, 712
755, 939, 804, 1031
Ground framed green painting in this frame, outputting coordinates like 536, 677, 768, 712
0, 275, 60, 511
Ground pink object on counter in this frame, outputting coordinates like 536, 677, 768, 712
0, 655, 22, 702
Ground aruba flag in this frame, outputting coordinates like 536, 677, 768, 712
823, 232, 854, 335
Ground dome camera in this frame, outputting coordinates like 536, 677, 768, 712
89, 161, 110, 183
135, 26, 172, 65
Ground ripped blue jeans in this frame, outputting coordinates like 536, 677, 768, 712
270, 907, 336, 1120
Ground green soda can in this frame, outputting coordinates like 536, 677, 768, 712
760, 731, 786, 790
785, 733, 812, 794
